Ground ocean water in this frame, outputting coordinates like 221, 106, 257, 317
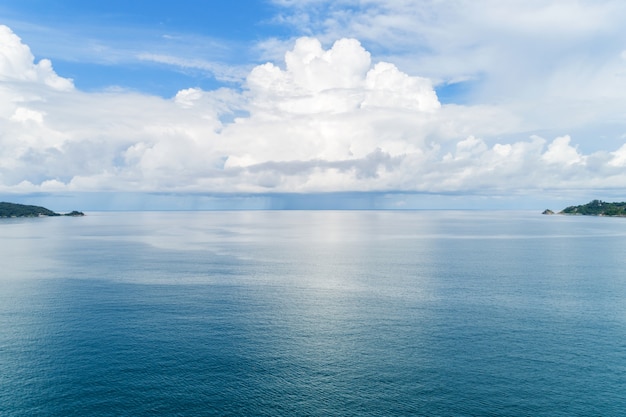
1, 210, 625, 416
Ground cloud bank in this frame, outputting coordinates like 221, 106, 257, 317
1, 24, 626, 199
271, 0, 626, 142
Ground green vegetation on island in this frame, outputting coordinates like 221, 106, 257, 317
543, 200, 626, 216
0, 202, 84, 218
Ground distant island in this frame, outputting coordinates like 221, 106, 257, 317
543, 200, 626, 217
0, 202, 84, 218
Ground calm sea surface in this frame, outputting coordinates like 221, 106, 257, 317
1, 210, 625, 416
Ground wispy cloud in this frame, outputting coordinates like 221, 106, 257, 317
136, 53, 249, 83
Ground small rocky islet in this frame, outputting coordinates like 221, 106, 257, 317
543, 199, 626, 217
0, 202, 84, 218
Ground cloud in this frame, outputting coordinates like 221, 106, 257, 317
137, 53, 249, 83
10, 107, 45, 124
246, 37, 439, 115
0, 25, 74, 91
2, 24, 626, 199
541, 135, 584, 166
270, 1, 626, 147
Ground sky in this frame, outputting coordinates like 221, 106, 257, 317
1, 0, 626, 210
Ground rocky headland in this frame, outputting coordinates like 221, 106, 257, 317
543, 200, 626, 217
0, 202, 84, 218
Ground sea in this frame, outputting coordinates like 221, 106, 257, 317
1, 210, 625, 416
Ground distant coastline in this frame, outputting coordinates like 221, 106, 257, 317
0, 202, 84, 218
543, 200, 626, 217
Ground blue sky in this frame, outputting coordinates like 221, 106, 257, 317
0, 0, 288, 94
1, 1, 626, 210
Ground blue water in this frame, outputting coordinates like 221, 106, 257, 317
1, 211, 625, 416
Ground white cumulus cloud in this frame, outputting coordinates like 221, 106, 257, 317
2, 24, 626, 199
0, 25, 74, 91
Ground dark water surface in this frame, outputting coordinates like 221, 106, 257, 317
1, 211, 625, 416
